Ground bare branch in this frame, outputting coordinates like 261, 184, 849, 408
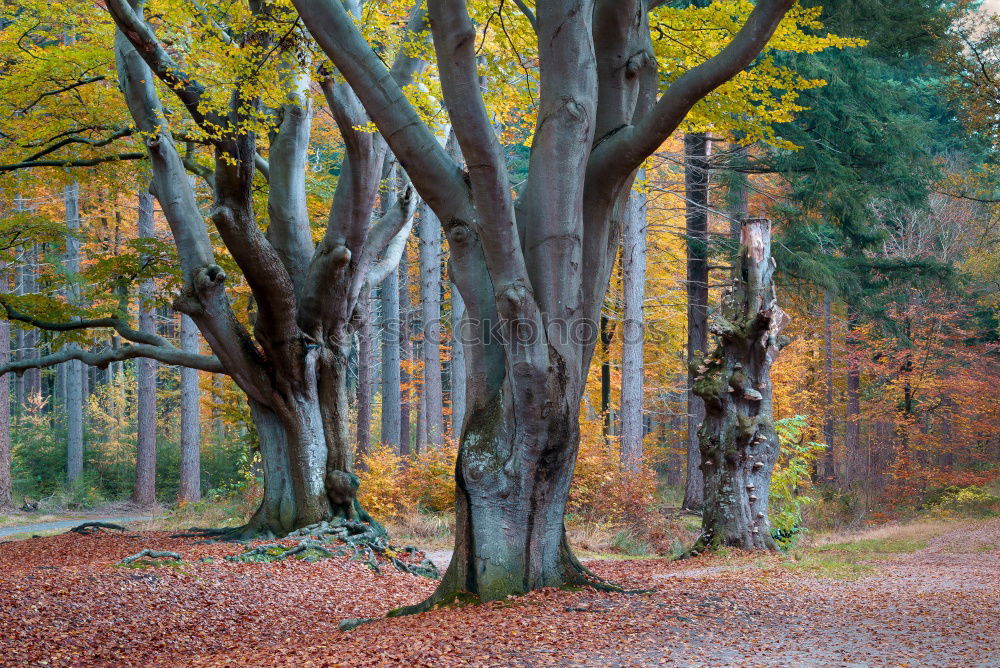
511, 0, 538, 33
0, 152, 146, 174
0, 298, 170, 348
0, 343, 224, 376
15, 76, 107, 115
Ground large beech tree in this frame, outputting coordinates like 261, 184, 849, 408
292, 0, 796, 604
0, 0, 425, 536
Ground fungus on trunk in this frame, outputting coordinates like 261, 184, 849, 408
691, 218, 790, 552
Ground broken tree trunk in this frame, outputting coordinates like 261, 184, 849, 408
692, 218, 789, 551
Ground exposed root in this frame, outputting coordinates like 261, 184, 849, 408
226, 519, 439, 578
119, 549, 182, 566
69, 522, 128, 535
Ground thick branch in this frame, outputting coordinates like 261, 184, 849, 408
591, 0, 795, 182
0, 299, 169, 348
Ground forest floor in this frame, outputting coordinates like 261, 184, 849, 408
0, 517, 997, 666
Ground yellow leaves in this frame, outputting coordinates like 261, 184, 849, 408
651, 0, 866, 146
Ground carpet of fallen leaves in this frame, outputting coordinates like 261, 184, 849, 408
1, 519, 998, 666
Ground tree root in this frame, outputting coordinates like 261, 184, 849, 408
225, 519, 439, 578
69, 522, 128, 535
119, 549, 182, 566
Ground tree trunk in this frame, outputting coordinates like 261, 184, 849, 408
845, 301, 861, 488
380, 272, 402, 452
0, 315, 10, 508
178, 313, 201, 503
398, 255, 412, 456
821, 290, 836, 484
692, 218, 788, 551
134, 190, 157, 507
64, 184, 84, 484
418, 202, 444, 447
683, 133, 712, 511
620, 184, 647, 471
600, 314, 614, 441
450, 283, 466, 437
356, 290, 373, 460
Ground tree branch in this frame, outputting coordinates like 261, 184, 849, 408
0, 152, 146, 174
0, 343, 223, 376
591, 0, 795, 182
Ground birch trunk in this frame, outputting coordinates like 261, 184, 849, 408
178, 313, 201, 503
692, 219, 788, 550
134, 190, 157, 506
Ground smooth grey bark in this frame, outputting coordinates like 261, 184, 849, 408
178, 312, 201, 503
450, 283, 466, 437
64, 184, 84, 484
620, 184, 647, 471
0, 313, 10, 507
379, 271, 401, 451
355, 290, 373, 460
692, 218, 788, 551
292, 0, 795, 599
134, 190, 157, 507
418, 202, 444, 447
683, 132, 711, 512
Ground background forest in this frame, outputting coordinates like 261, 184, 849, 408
0, 0, 998, 557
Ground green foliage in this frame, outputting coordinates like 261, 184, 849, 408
925, 485, 1000, 518
770, 415, 826, 543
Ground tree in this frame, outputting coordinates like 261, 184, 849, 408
0, 1, 423, 536
418, 201, 444, 448
294, 0, 798, 603
620, 183, 647, 471
134, 190, 157, 506
178, 313, 201, 503
692, 218, 788, 550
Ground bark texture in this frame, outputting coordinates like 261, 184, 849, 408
380, 271, 401, 451
692, 219, 789, 551
450, 283, 466, 437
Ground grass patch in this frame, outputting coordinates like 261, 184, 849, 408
784, 552, 878, 580
816, 537, 929, 554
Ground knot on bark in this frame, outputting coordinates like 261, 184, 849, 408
194, 264, 227, 292
497, 284, 529, 321
625, 49, 651, 78
324, 244, 351, 267
446, 220, 473, 247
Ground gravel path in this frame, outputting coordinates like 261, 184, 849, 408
0, 516, 152, 538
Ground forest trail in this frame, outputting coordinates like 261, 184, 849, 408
0, 519, 996, 666
0, 515, 153, 538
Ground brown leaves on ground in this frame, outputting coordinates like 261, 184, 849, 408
1, 520, 998, 666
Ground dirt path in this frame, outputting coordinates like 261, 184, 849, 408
0, 519, 996, 666
0, 515, 152, 539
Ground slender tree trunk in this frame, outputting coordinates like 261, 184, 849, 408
0, 314, 10, 508
845, 302, 861, 488
21, 247, 40, 406
178, 313, 201, 503
133, 190, 157, 506
398, 255, 412, 456
416, 379, 426, 455
356, 290, 373, 460
380, 273, 402, 452
450, 283, 466, 437
693, 218, 788, 551
64, 184, 84, 484
821, 290, 836, 484
600, 314, 614, 441
683, 133, 711, 511
620, 184, 647, 471
419, 202, 444, 447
